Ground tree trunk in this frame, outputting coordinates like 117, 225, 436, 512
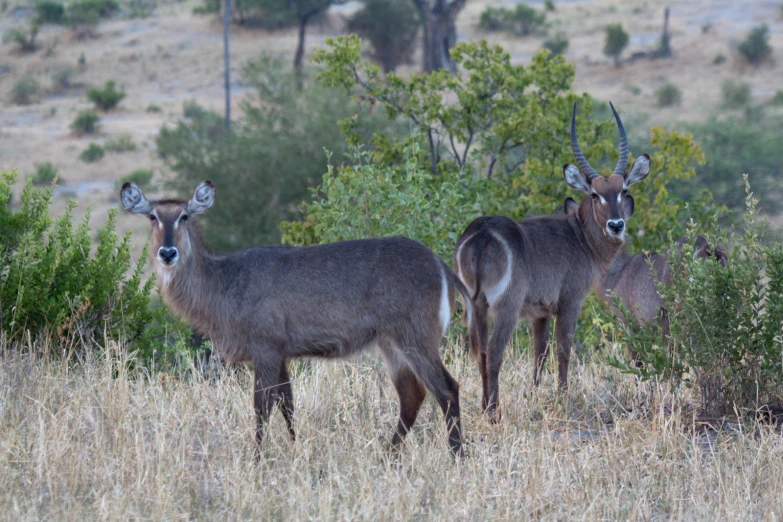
414, 0, 465, 73
294, 13, 310, 88
658, 7, 671, 58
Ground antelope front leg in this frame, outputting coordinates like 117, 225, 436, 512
253, 357, 281, 457
554, 307, 579, 391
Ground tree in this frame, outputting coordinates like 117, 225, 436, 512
604, 23, 629, 67
346, 0, 419, 72
288, 0, 344, 83
411, 0, 465, 72
738, 24, 772, 66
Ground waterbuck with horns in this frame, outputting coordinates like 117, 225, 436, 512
120, 181, 473, 456
453, 102, 651, 420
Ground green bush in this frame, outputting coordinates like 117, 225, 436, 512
192, 0, 219, 14
721, 78, 751, 108
713, 53, 726, 65
231, 0, 299, 28
345, 0, 419, 72
68, 0, 117, 18
104, 133, 136, 152
604, 23, 629, 67
608, 182, 783, 418
0, 170, 161, 354
654, 82, 682, 107
477, 5, 547, 36
10, 76, 39, 105
29, 162, 59, 186
771, 90, 783, 106
79, 143, 104, 163
3, 22, 39, 52
87, 80, 125, 111
156, 55, 397, 251
70, 109, 100, 135
542, 33, 569, 56
738, 24, 772, 66
128, 0, 154, 18
35, 1, 65, 24
146, 104, 162, 113
544, 0, 555, 12
117, 168, 153, 190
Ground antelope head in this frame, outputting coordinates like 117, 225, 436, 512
120, 181, 215, 274
563, 102, 650, 242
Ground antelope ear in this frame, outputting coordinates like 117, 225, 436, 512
715, 246, 729, 268
624, 154, 651, 188
622, 194, 635, 219
120, 182, 152, 215
563, 197, 579, 215
563, 164, 590, 193
187, 181, 216, 215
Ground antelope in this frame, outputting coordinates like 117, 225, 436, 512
120, 181, 473, 456
453, 103, 650, 420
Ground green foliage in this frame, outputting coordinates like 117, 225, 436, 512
68, 0, 117, 18
35, 0, 65, 24
128, 0, 155, 18
30, 162, 59, 186
3, 22, 39, 52
104, 133, 136, 152
771, 90, 783, 106
71, 109, 100, 135
346, 0, 419, 73
231, 0, 298, 27
10, 76, 39, 105
713, 53, 726, 65
87, 80, 126, 111
117, 168, 153, 190
295, 36, 716, 257
156, 56, 396, 251
477, 5, 547, 36
738, 24, 772, 66
192, 0, 219, 15
604, 23, 629, 66
721, 78, 751, 108
542, 33, 568, 57
544, 0, 555, 12
607, 182, 783, 417
654, 82, 682, 107
0, 170, 173, 358
79, 143, 105, 163
146, 103, 162, 113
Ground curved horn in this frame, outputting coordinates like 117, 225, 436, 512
570, 103, 600, 182
610, 101, 629, 175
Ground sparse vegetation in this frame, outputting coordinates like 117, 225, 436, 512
35, 0, 65, 24
771, 90, 783, 106
117, 168, 153, 190
51, 66, 75, 91
29, 161, 59, 186
79, 142, 105, 162
542, 33, 569, 57
713, 53, 726, 65
477, 5, 547, 36
146, 103, 162, 113
544, 0, 555, 12
655, 82, 682, 107
86, 80, 126, 111
10, 76, 40, 105
721, 78, 751, 108
346, 0, 419, 73
604, 23, 629, 67
738, 24, 773, 66
70, 109, 100, 135
104, 133, 137, 152
3, 22, 40, 52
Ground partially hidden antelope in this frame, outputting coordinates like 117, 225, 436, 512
453, 103, 651, 420
120, 181, 474, 456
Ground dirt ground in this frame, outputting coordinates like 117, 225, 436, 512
1, 0, 782, 259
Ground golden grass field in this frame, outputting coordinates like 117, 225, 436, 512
2, 338, 783, 520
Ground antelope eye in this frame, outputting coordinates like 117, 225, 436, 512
591, 193, 599, 200
180, 214, 188, 222
149, 215, 157, 222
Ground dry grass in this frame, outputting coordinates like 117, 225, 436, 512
2, 339, 782, 520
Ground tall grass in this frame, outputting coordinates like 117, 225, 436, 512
1, 338, 782, 519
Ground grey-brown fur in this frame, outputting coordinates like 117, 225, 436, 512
453, 103, 651, 420
120, 181, 473, 456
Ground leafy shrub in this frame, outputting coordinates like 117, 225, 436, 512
104, 133, 136, 152
68, 0, 117, 18
182, 99, 205, 119
655, 83, 682, 107
231, 0, 299, 28
0, 170, 158, 353
345, 0, 419, 72
117, 168, 153, 190
10, 76, 39, 105
771, 90, 783, 106
51, 65, 74, 91
3, 22, 39, 52
543, 33, 569, 57
477, 5, 547, 36
70, 109, 100, 135
156, 56, 397, 251
713, 53, 726, 65
79, 143, 104, 163
87, 80, 125, 111
128, 0, 154, 18
146, 104, 162, 113
609, 183, 783, 418
30, 162, 59, 186
544, 0, 555, 12
721, 78, 751, 108
738, 24, 772, 66
35, 1, 65, 24
192, 0, 219, 14
604, 23, 629, 67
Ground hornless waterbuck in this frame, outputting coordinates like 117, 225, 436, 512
120, 181, 473, 456
453, 102, 651, 419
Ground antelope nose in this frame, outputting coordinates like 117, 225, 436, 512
158, 246, 178, 265
607, 219, 625, 235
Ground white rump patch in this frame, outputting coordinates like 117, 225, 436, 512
454, 233, 476, 296
485, 231, 513, 307
439, 269, 451, 337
